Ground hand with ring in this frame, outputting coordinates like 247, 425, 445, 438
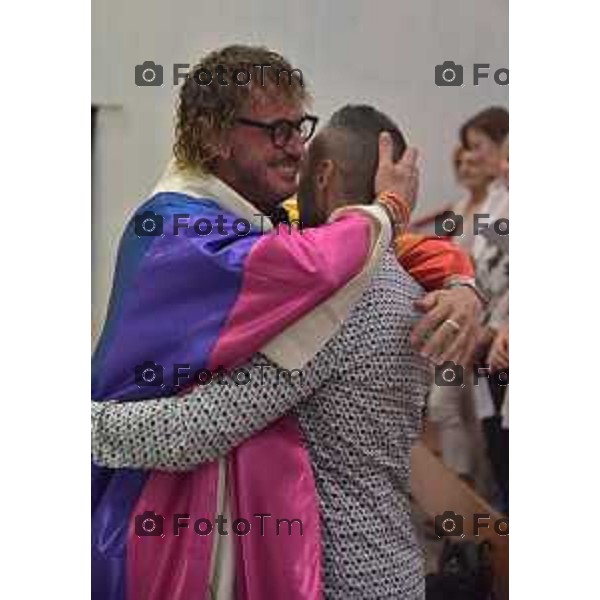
411, 286, 483, 367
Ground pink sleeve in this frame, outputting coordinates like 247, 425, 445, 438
208, 212, 374, 368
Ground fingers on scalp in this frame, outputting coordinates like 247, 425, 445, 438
403, 147, 419, 166
378, 132, 393, 163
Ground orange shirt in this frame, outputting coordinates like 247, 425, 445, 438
395, 232, 474, 291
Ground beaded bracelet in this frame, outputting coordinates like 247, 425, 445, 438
376, 190, 411, 234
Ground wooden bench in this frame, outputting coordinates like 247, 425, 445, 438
411, 440, 509, 599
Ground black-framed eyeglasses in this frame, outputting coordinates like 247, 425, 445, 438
236, 114, 319, 149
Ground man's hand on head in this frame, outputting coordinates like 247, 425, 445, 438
410, 286, 484, 368
374, 132, 420, 213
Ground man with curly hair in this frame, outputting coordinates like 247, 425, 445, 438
92, 45, 482, 599
173, 45, 311, 212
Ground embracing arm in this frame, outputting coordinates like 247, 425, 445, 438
265, 134, 420, 296
92, 349, 339, 472
394, 233, 475, 291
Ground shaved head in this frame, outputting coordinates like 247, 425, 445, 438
327, 105, 406, 201
297, 105, 407, 226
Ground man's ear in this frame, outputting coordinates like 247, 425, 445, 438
316, 159, 335, 191
316, 159, 345, 219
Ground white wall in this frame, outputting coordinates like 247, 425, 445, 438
91, 0, 508, 342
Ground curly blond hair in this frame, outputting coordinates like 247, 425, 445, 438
173, 45, 310, 172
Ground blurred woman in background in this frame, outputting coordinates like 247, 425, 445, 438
427, 140, 494, 485
481, 134, 509, 512
428, 108, 509, 505
460, 106, 509, 238
448, 145, 494, 252
463, 110, 509, 512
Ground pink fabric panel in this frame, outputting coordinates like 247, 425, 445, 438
127, 214, 372, 600
232, 417, 324, 600
209, 214, 372, 369
127, 463, 220, 600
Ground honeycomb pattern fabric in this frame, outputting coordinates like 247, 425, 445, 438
92, 250, 431, 599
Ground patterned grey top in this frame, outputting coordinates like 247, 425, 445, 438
92, 250, 431, 599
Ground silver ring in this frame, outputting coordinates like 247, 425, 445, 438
443, 318, 461, 332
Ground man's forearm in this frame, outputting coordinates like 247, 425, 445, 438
394, 233, 475, 291
92, 352, 337, 471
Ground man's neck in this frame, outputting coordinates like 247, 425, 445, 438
164, 165, 273, 230
213, 165, 275, 216
318, 191, 369, 224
